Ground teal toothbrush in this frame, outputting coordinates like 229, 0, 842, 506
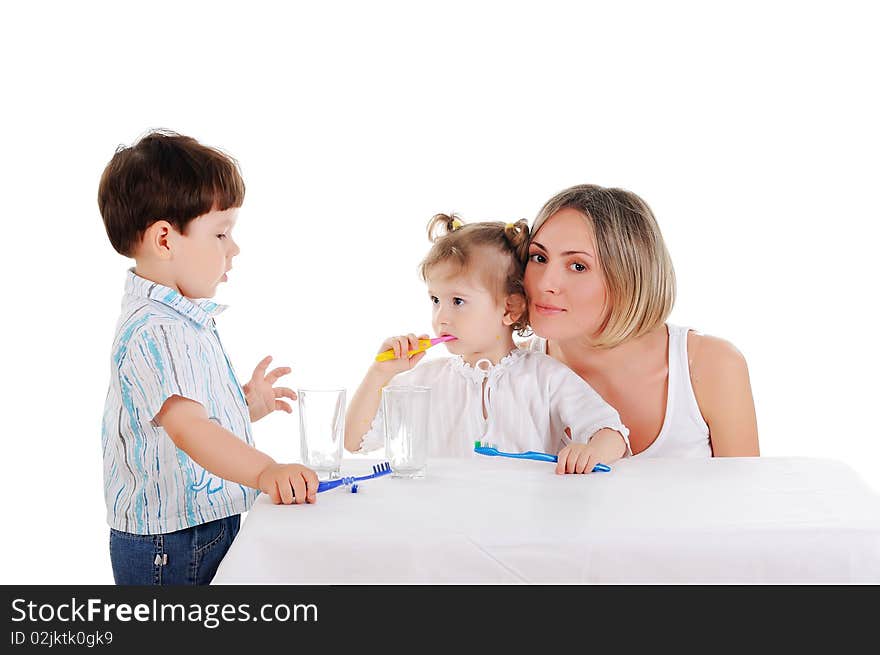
474, 441, 612, 472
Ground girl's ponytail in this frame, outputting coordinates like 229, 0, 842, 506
502, 219, 531, 266
427, 212, 463, 242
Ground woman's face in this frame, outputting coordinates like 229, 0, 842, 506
524, 208, 609, 342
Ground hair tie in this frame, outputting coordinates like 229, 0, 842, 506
505, 222, 516, 230
451, 218, 463, 231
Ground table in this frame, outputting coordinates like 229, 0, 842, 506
212, 456, 880, 584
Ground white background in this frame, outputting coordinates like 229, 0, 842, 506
1, 1, 877, 584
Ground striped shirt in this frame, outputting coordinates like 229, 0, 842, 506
102, 269, 258, 534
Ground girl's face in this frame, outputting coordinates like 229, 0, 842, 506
523, 208, 609, 343
426, 259, 518, 364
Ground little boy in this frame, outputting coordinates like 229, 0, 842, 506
98, 129, 317, 585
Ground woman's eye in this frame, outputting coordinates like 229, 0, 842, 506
217, 234, 227, 240
453, 298, 464, 306
570, 262, 587, 272
430, 296, 439, 304
528, 253, 546, 264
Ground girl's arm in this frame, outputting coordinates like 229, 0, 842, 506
344, 333, 428, 452
550, 362, 631, 473
344, 367, 394, 453
689, 333, 760, 457
556, 427, 628, 474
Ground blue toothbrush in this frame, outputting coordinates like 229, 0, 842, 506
316, 462, 393, 493
474, 442, 612, 473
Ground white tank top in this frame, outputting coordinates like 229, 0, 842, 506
526, 323, 712, 457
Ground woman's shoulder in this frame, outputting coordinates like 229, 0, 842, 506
686, 330, 749, 375
685, 330, 751, 414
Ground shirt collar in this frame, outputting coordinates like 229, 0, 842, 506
449, 348, 524, 383
125, 268, 228, 327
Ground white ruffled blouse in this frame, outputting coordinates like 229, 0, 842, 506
356, 348, 631, 458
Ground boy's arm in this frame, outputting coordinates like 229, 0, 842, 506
156, 395, 318, 504
344, 334, 428, 452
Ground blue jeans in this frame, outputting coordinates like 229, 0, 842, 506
109, 515, 240, 585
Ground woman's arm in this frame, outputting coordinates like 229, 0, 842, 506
689, 333, 760, 457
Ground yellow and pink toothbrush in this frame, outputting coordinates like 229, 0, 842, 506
375, 335, 457, 362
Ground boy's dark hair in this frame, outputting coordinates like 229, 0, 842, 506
98, 129, 245, 256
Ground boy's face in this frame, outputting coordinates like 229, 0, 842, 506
171, 207, 240, 299
426, 260, 519, 362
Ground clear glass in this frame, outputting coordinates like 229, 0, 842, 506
298, 387, 346, 479
382, 385, 430, 478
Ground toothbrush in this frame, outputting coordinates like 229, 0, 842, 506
473, 441, 612, 473
316, 462, 393, 493
375, 335, 457, 362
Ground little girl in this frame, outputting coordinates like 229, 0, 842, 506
344, 214, 630, 474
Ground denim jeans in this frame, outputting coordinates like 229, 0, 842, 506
109, 515, 240, 585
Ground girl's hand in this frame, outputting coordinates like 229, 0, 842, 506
555, 428, 627, 474
243, 355, 297, 422
370, 333, 430, 378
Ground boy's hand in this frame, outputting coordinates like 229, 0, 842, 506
369, 333, 429, 379
243, 355, 297, 422
555, 428, 627, 475
257, 463, 318, 504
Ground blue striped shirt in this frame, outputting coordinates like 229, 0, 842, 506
102, 269, 258, 534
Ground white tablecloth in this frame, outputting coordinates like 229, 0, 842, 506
212, 456, 880, 584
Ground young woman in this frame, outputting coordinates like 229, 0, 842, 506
523, 184, 759, 458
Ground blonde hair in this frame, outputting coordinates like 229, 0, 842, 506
531, 184, 676, 348
419, 213, 531, 335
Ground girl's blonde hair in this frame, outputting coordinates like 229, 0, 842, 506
419, 213, 531, 335
531, 184, 676, 348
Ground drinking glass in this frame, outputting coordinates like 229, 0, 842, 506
298, 387, 346, 479
382, 385, 430, 478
